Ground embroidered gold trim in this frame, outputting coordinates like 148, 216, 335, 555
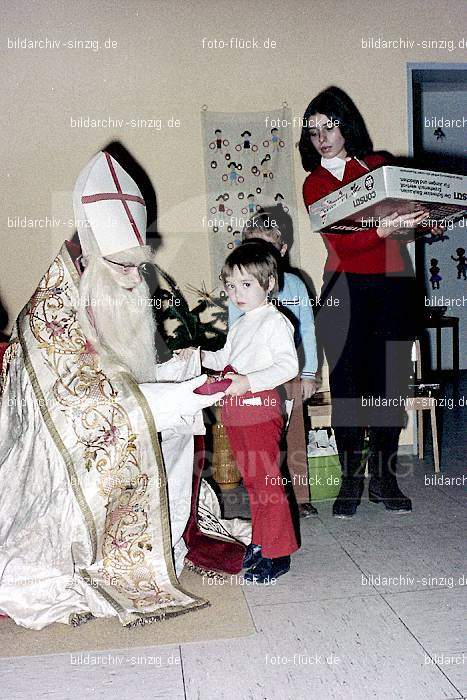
18, 321, 98, 561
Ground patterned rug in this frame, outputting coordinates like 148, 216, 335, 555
0, 568, 255, 657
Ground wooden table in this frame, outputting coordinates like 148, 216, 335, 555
423, 316, 459, 374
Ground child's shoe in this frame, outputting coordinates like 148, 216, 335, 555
242, 543, 262, 569
244, 555, 290, 583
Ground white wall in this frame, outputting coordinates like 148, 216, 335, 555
2, 0, 464, 330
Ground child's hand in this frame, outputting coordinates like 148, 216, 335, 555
174, 347, 197, 361
301, 378, 318, 401
224, 373, 250, 396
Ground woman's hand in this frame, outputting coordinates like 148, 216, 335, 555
426, 221, 447, 235
174, 347, 197, 361
376, 210, 429, 238
224, 373, 251, 396
301, 378, 318, 401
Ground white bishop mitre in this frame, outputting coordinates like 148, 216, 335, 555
73, 151, 147, 257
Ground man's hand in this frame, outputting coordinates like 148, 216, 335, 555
139, 375, 225, 431
181, 375, 225, 410
301, 378, 318, 401
140, 374, 225, 422
376, 210, 429, 238
174, 347, 197, 361
224, 373, 251, 396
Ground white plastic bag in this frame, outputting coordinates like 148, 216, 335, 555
307, 428, 338, 457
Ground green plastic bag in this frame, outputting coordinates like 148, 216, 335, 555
308, 434, 370, 501
308, 454, 341, 502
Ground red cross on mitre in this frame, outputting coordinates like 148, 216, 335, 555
79, 151, 147, 256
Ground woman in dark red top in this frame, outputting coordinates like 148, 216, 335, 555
300, 87, 429, 518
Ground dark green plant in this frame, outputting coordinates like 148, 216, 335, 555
152, 263, 226, 357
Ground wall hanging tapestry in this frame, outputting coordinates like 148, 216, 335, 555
201, 106, 300, 293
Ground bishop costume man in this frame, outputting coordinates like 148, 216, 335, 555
0, 152, 228, 629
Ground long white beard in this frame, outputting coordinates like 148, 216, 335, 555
76, 250, 158, 382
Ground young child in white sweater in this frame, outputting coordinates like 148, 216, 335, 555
181, 241, 299, 582
229, 208, 319, 518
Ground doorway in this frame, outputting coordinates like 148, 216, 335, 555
408, 64, 467, 372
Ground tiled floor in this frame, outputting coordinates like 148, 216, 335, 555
1, 374, 465, 699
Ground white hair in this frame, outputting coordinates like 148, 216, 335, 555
76, 246, 158, 383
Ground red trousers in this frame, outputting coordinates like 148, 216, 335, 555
221, 390, 298, 559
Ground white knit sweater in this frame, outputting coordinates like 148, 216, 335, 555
202, 302, 298, 393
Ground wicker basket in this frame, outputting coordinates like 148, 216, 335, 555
211, 406, 242, 490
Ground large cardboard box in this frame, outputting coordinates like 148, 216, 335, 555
308, 166, 467, 234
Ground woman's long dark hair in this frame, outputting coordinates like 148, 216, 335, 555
298, 86, 373, 172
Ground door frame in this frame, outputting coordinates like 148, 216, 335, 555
405, 63, 466, 455
407, 62, 467, 159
